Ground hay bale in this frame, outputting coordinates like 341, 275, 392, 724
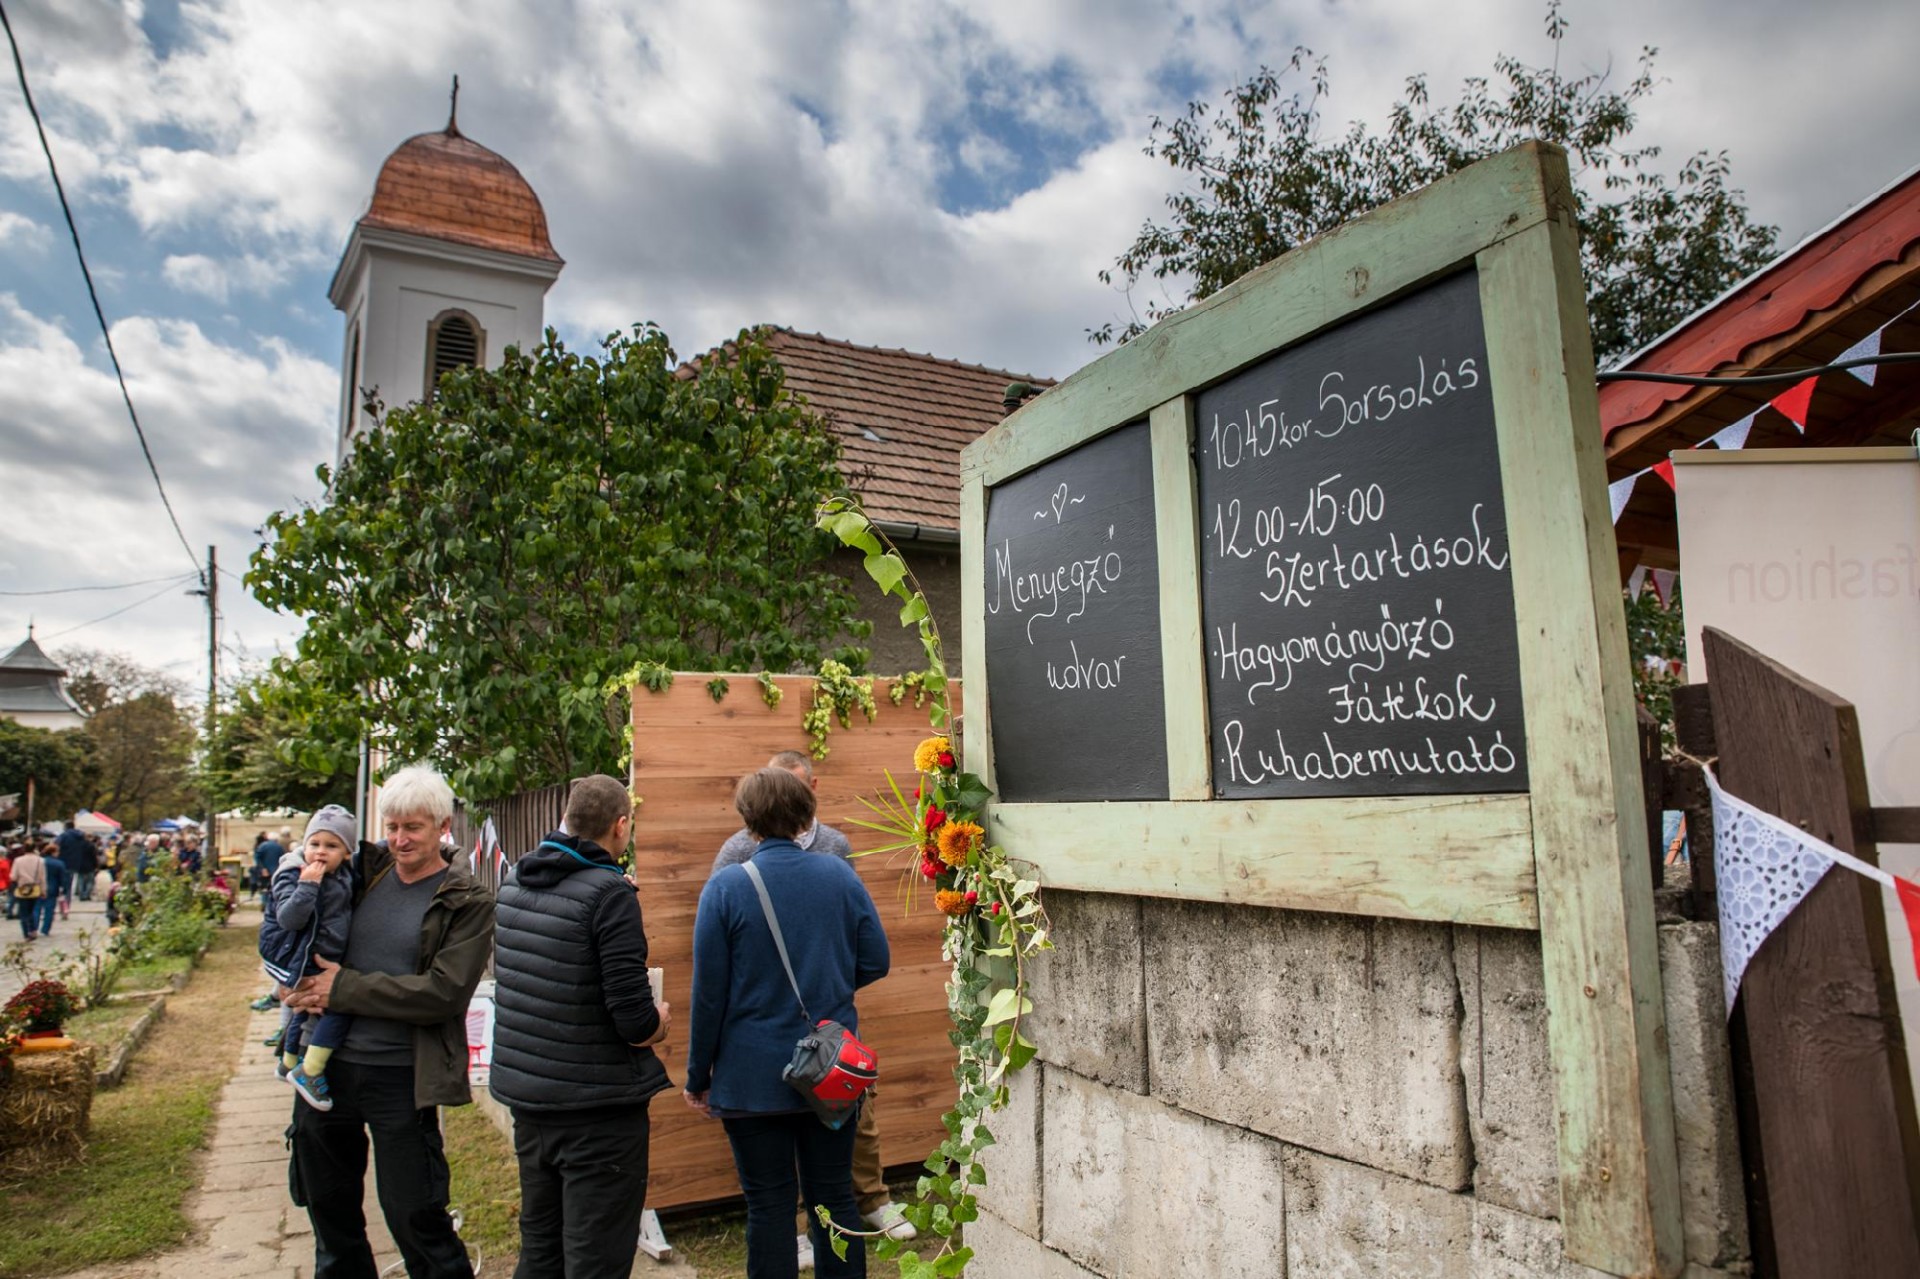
0, 1044, 97, 1175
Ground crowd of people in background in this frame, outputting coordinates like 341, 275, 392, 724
0, 820, 231, 940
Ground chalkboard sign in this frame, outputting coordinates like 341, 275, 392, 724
983, 420, 1168, 802
1196, 269, 1527, 799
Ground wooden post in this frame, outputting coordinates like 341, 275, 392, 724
1702, 627, 1920, 1277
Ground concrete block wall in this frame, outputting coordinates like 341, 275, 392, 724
969, 892, 1750, 1279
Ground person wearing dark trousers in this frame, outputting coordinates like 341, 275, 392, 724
281, 766, 493, 1279
686, 768, 890, 1279
56, 823, 96, 901
490, 774, 673, 1279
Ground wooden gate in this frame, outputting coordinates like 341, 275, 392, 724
629, 674, 957, 1209
1669, 628, 1920, 1276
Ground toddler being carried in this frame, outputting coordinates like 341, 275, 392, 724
259, 805, 357, 1111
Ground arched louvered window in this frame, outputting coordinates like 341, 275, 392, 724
425, 310, 485, 400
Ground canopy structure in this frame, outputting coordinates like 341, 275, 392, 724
73, 810, 120, 834
1601, 162, 1920, 574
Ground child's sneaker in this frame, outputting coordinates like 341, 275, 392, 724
288, 1066, 333, 1111
275, 1059, 291, 1080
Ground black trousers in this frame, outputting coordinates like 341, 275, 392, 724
724, 1109, 865, 1279
288, 1060, 473, 1279
510, 1105, 651, 1279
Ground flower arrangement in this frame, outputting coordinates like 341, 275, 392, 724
819, 495, 1050, 1277
4, 980, 76, 1035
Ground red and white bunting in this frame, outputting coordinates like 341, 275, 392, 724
1627, 565, 1648, 601
1608, 470, 1643, 524
1839, 328, 1883, 386
1707, 766, 1920, 1015
1704, 413, 1755, 451
1770, 376, 1817, 434
1650, 568, 1677, 606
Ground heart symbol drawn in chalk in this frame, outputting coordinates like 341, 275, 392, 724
1050, 484, 1068, 523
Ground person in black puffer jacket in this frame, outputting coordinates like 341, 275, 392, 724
491, 774, 672, 1279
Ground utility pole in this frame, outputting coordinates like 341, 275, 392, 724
205, 545, 219, 844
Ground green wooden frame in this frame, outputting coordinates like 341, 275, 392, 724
959, 143, 1680, 1277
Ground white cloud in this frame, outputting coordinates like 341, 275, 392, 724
2, 0, 1918, 682
161, 252, 293, 303
0, 210, 50, 251
0, 293, 332, 676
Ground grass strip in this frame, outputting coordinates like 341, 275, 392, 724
443, 1102, 522, 1275
0, 922, 254, 1276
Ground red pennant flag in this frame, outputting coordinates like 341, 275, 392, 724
1651, 459, 1676, 490
1771, 376, 1817, 433
1896, 877, 1920, 983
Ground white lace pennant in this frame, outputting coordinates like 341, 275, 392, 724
1704, 767, 1894, 1016
1609, 470, 1643, 524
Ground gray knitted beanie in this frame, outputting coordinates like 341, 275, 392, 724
304, 805, 357, 849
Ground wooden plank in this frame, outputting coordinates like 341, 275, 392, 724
959, 476, 993, 791
1874, 807, 1920, 844
1149, 395, 1210, 801
962, 142, 1565, 489
1703, 628, 1920, 1278
630, 673, 960, 1210
992, 793, 1537, 928
1477, 207, 1682, 1275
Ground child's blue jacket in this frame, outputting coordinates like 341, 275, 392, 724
258, 847, 357, 987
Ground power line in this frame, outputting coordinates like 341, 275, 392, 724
38, 576, 198, 640
0, 0, 202, 584
0, 572, 198, 597
1596, 351, 1920, 387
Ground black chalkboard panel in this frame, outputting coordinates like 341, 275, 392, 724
1196, 269, 1528, 799
983, 420, 1168, 802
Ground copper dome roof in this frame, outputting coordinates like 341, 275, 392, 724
358, 126, 561, 263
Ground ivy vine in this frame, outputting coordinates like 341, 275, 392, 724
815, 495, 1050, 1277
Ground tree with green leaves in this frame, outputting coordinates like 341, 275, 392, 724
250, 325, 868, 797
1093, 2, 1778, 365
0, 718, 96, 824
196, 664, 359, 814
55, 647, 200, 828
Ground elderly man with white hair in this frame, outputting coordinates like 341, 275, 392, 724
283, 764, 493, 1279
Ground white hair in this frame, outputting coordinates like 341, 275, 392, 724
379, 764, 456, 826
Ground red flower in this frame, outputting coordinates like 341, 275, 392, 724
990, 901, 1002, 915
922, 805, 947, 832
937, 751, 955, 768
919, 857, 942, 880
964, 890, 978, 905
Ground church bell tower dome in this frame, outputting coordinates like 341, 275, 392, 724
359, 125, 562, 265
328, 84, 564, 469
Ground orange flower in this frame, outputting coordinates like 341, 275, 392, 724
934, 889, 974, 916
936, 819, 983, 868
913, 736, 952, 773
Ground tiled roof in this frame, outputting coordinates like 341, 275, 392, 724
686, 329, 1054, 533
358, 127, 561, 264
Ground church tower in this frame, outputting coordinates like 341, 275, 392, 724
328, 89, 563, 469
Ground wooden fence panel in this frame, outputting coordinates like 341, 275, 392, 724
1704, 627, 1920, 1277
632, 674, 957, 1209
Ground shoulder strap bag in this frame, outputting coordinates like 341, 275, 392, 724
741, 860, 877, 1128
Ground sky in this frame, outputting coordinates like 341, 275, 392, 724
2, 0, 1917, 694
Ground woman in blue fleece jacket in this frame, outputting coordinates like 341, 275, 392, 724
685, 768, 889, 1279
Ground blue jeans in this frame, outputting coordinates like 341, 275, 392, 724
285, 1009, 354, 1060
723, 1109, 864, 1279
35, 896, 58, 935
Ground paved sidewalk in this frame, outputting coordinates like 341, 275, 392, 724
0, 894, 111, 1004
61, 1002, 408, 1279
